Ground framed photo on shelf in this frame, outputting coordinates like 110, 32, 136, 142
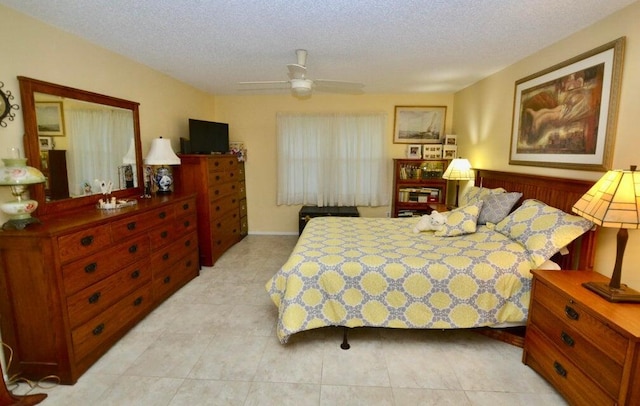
38, 136, 53, 150
443, 145, 457, 159
422, 145, 442, 159
35, 101, 65, 136
509, 37, 624, 171
393, 106, 446, 144
405, 144, 422, 159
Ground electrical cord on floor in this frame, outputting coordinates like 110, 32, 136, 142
2, 341, 60, 395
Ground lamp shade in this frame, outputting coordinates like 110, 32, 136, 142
144, 137, 180, 166
0, 158, 46, 185
442, 158, 474, 180
572, 167, 640, 229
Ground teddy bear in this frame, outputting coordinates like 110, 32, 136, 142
412, 211, 447, 233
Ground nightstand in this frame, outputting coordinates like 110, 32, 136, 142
523, 269, 640, 405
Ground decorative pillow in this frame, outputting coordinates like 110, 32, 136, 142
494, 199, 593, 267
459, 186, 506, 207
435, 200, 484, 237
477, 192, 523, 225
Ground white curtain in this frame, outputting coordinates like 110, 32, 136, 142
277, 112, 388, 207
66, 109, 133, 196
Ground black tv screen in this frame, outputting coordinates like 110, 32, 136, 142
188, 119, 229, 154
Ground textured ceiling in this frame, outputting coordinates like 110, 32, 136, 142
1, 0, 635, 95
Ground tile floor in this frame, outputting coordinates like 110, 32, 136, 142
11, 235, 567, 405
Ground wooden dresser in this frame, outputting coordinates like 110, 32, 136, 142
523, 269, 640, 405
175, 154, 245, 266
0, 194, 199, 384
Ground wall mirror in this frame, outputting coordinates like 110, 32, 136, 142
18, 76, 143, 216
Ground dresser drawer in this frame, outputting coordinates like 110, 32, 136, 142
111, 206, 175, 241
66, 259, 151, 328
210, 194, 239, 217
150, 231, 197, 271
207, 156, 237, 173
176, 197, 197, 218
525, 325, 615, 406
529, 299, 622, 397
174, 213, 197, 237
58, 224, 112, 263
533, 279, 628, 364
209, 179, 238, 199
154, 249, 199, 301
71, 283, 152, 362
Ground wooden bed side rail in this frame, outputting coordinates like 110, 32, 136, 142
474, 169, 597, 271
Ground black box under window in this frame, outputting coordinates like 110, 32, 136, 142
298, 206, 360, 235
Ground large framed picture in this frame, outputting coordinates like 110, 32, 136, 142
393, 106, 446, 144
35, 101, 65, 136
509, 37, 625, 171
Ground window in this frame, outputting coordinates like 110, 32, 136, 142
277, 113, 388, 207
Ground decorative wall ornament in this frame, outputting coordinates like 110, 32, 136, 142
0, 81, 20, 127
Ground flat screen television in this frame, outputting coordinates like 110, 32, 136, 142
188, 119, 229, 154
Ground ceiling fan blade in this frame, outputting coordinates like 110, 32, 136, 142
237, 80, 290, 90
314, 79, 365, 94
287, 64, 307, 79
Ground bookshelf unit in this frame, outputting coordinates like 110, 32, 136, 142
392, 158, 449, 217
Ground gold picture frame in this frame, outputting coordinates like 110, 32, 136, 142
35, 101, 65, 136
509, 37, 625, 171
393, 106, 446, 144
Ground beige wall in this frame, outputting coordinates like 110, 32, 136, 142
0, 5, 215, 215
453, 1, 640, 289
215, 93, 454, 233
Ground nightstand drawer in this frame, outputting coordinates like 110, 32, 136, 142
534, 279, 628, 364
529, 299, 622, 397
525, 326, 615, 406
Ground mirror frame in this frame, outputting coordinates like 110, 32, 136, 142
18, 76, 143, 216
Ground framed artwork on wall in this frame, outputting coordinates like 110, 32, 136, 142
393, 106, 446, 144
509, 37, 625, 171
35, 101, 65, 136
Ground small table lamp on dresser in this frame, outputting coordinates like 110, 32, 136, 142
0, 157, 46, 230
572, 165, 640, 302
144, 137, 181, 194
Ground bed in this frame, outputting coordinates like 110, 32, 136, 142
266, 170, 597, 346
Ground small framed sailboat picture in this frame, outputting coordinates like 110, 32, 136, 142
393, 106, 446, 144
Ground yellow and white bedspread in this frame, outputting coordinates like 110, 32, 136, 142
266, 216, 536, 344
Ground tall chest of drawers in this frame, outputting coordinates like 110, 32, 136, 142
523, 269, 640, 405
0, 194, 199, 384
175, 154, 245, 266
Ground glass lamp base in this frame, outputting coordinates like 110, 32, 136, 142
582, 281, 640, 303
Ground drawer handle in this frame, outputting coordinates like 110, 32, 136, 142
216, 222, 222, 228
84, 262, 97, 273
553, 361, 567, 378
186, 260, 192, 267
163, 276, 171, 284
129, 244, 138, 254
215, 175, 221, 181
182, 203, 189, 210
88, 292, 101, 304
232, 184, 236, 190
214, 189, 220, 195
183, 220, 190, 228
159, 211, 167, 219
230, 173, 234, 177
564, 305, 579, 321
216, 206, 221, 212
232, 199, 236, 204
214, 161, 219, 167
80, 235, 94, 246
162, 253, 170, 261
560, 331, 575, 347
133, 296, 143, 306
127, 222, 136, 231
160, 230, 168, 238
185, 240, 191, 247
131, 270, 140, 279
93, 323, 105, 336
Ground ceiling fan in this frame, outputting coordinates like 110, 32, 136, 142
238, 49, 364, 97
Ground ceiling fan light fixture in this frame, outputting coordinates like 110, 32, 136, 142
291, 78, 313, 96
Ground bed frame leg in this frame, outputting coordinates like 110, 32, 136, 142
340, 327, 350, 350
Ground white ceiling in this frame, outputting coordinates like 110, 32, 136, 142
2, 0, 635, 95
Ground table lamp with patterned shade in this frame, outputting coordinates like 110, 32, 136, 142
442, 158, 474, 207
572, 165, 640, 302
0, 157, 46, 230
